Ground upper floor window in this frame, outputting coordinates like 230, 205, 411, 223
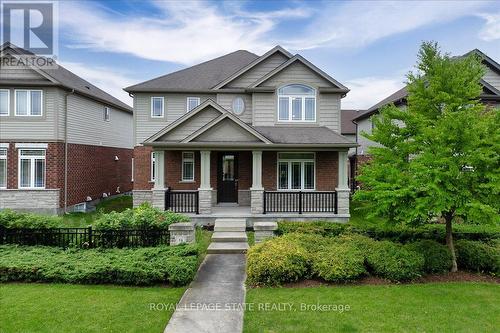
187, 97, 200, 112
0, 89, 9, 116
15, 90, 43, 116
232, 97, 245, 115
104, 106, 110, 121
151, 97, 164, 118
277, 84, 316, 122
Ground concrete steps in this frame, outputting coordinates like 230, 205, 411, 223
208, 218, 248, 254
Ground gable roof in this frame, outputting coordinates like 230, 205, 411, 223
124, 50, 259, 92
212, 46, 292, 89
464, 49, 500, 74
353, 86, 407, 121
249, 55, 349, 91
0, 43, 132, 112
341, 110, 360, 135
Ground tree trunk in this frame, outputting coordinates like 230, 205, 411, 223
445, 212, 458, 272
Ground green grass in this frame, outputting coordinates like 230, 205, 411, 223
196, 228, 212, 264
244, 282, 500, 333
247, 231, 255, 246
0, 283, 185, 333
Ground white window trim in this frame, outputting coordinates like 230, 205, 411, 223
15, 143, 48, 149
277, 85, 316, 122
151, 97, 165, 118
186, 97, 200, 113
18, 149, 46, 189
276, 152, 316, 191
131, 158, 134, 182
150, 152, 156, 182
104, 106, 111, 121
0, 89, 10, 116
14, 89, 43, 117
0, 148, 7, 189
181, 151, 195, 182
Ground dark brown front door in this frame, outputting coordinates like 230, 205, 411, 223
218, 152, 238, 203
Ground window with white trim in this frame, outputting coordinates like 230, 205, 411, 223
104, 106, 110, 121
277, 152, 315, 190
182, 152, 195, 181
131, 158, 134, 182
15, 90, 43, 116
151, 152, 156, 181
0, 149, 6, 188
277, 84, 316, 122
19, 149, 46, 188
151, 97, 164, 118
0, 89, 9, 116
186, 97, 200, 112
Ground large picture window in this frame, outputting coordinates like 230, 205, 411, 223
277, 84, 316, 122
19, 149, 45, 188
182, 152, 195, 181
15, 90, 42, 116
0, 149, 6, 188
277, 152, 315, 190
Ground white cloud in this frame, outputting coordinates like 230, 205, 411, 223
60, 62, 134, 106
342, 76, 405, 110
477, 13, 500, 41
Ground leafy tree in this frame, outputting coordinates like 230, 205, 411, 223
354, 42, 499, 272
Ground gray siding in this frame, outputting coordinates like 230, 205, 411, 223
0, 62, 48, 80
252, 92, 275, 126
225, 52, 288, 88
257, 61, 334, 88
192, 118, 261, 142
483, 67, 500, 91
133, 93, 216, 145
158, 107, 220, 142
318, 93, 341, 131
356, 117, 378, 155
67, 94, 133, 148
216, 93, 252, 123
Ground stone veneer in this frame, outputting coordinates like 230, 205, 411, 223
0, 189, 60, 214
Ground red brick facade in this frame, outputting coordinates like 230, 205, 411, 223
1, 141, 133, 207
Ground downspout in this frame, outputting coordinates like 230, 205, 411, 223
64, 89, 75, 213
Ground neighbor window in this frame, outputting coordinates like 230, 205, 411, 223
182, 152, 195, 181
0, 89, 9, 116
150, 152, 156, 181
277, 84, 316, 122
15, 90, 42, 116
104, 106, 110, 121
19, 149, 46, 188
186, 97, 200, 112
151, 97, 164, 118
0, 149, 6, 188
277, 152, 315, 190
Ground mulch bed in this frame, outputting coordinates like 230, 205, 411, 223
282, 271, 499, 288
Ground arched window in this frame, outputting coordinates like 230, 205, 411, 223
277, 84, 316, 122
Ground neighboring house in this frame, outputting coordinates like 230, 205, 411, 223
0, 43, 133, 214
340, 109, 361, 191
125, 46, 357, 222
352, 49, 500, 183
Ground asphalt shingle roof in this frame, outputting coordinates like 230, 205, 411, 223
340, 109, 360, 134
254, 126, 356, 145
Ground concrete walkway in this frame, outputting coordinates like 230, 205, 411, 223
164, 254, 246, 333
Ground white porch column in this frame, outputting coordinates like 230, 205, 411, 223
152, 150, 166, 210
336, 150, 350, 216
250, 150, 264, 214
198, 150, 212, 214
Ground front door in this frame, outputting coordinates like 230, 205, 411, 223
218, 152, 238, 203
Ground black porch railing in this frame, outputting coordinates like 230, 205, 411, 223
263, 191, 337, 214
165, 188, 199, 214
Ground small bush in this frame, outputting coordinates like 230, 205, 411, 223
456, 240, 499, 275
247, 237, 309, 286
0, 210, 60, 228
366, 241, 425, 281
333, 233, 376, 253
311, 243, 366, 282
406, 240, 452, 273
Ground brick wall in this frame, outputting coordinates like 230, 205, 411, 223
133, 146, 153, 190
262, 151, 277, 190
238, 151, 252, 190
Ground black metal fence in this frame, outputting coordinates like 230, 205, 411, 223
263, 191, 337, 214
165, 189, 199, 214
0, 226, 170, 248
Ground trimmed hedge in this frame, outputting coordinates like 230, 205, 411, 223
455, 240, 499, 276
0, 244, 199, 286
311, 242, 366, 282
406, 240, 452, 273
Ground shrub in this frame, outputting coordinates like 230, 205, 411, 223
247, 237, 309, 286
0, 210, 60, 228
333, 233, 376, 253
311, 243, 366, 282
455, 240, 499, 275
366, 241, 425, 281
406, 240, 452, 273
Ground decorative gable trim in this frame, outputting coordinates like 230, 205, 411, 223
480, 79, 500, 95
249, 55, 349, 91
212, 46, 292, 89
0, 45, 59, 84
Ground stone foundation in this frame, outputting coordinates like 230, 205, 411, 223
198, 188, 212, 214
133, 190, 153, 207
336, 188, 350, 215
169, 222, 195, 245
152, 189, 166, 210
0, 189, 60, 215
253, 221, 278, 243
250, 188, 264, 214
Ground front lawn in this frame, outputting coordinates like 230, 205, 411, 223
0, 283, 184, 333
62, 195, 133, 227
244, 282, 500, 332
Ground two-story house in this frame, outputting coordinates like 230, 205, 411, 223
126, 46, 357, 223
0, 43, 133, 214
352, 49, 500, 178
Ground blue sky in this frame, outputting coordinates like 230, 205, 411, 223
52, 0, 500, 108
